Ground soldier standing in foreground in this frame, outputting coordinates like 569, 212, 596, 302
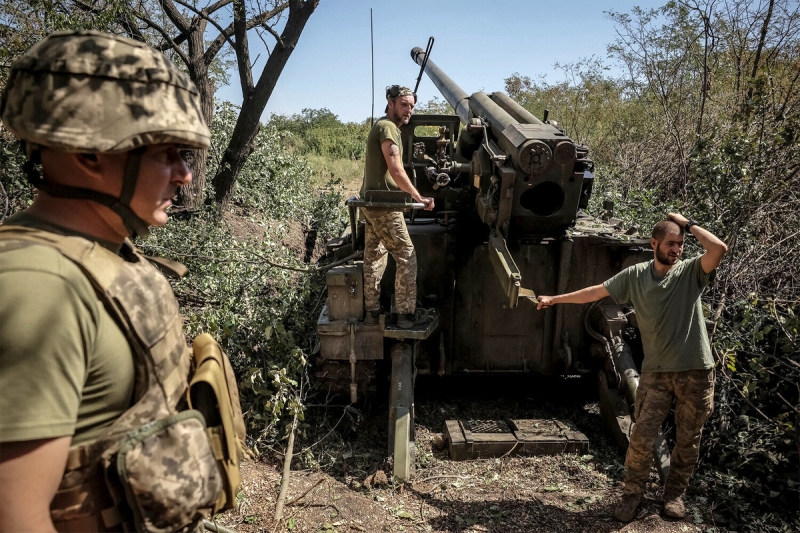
537, 214, 727, 522
0, 31, 242, 532
360, 85, 434, 329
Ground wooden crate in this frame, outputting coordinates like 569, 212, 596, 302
444, 418, 589, 461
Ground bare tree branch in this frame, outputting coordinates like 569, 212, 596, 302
233, 0, 254, 96
744, 0, 775, 115
130, 9, 191, 67
204, 1, 289, 66
171, 0, 237, 54
254, 30, 271, 61
68, 0, 148, 43
777, 392, 800, 416
205, 0, 233, 16
158, 0, 189, 33
260, 20, 285, 48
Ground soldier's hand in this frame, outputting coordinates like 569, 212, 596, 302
667, 213, 688, 227
537, 296, 554, 310
421, 197, 435, 211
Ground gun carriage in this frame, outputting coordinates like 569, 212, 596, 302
316, 45, 670, 480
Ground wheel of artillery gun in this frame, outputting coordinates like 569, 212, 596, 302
598, 362, 670, 483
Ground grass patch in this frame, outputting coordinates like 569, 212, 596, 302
306, 154, 363, 197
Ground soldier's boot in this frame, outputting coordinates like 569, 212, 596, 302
364, 307, 384, 326
612, 493, 642, 522
397, 308, 429, 329
662, 490, 686, 519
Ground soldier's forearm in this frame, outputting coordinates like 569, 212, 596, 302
691, 225, 727, 273
538, 284, 609, 310
392, 172, 423, 201
690, 225, 727, 255
553, 284, 610, 305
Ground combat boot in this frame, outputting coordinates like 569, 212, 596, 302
663, 491, 686, 518
397, 308, 429, 329
612, 493, 642, 522
364, 308, 384, 326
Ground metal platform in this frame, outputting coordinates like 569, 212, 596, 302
317, 304, 440, 344
444, 418, 589, 461
383, 309, 439, 340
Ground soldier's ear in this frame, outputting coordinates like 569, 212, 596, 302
650, 237, 658, 250
72, 152, 127, 187
73, 153, 103, 176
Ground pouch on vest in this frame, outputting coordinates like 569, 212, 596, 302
187, 333, 247, 513
115, 410, 222, 533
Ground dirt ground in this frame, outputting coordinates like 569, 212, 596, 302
211, 376, 731, 533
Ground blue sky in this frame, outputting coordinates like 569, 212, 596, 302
215, 0, 666, 124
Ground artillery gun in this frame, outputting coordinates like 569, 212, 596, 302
316, 45, 670, 480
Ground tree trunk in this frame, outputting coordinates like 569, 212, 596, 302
177, 18, 214, 210
213, 0, 318, 209
743, 0, 775, 118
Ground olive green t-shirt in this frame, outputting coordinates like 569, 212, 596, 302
360, 117, 402, 197
604, 255, 715, 372
0, 214, 134, 445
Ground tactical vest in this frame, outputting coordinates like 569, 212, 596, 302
0, 226, 241, 533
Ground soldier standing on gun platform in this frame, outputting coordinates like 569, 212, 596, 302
536, 214, 727, 522
361, 85, 434, 329
0, 30, 241, 532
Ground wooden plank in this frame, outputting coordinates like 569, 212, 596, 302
445, 420, 469, 462
394, 407, 411, 480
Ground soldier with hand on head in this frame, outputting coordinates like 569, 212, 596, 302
0, 30, 243, 533
536, 213, 727, 522
360, 85, 435, 329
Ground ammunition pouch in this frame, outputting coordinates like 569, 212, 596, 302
52, 410, 223, 533
114, 410, 222, 532
187, 334, 247, 514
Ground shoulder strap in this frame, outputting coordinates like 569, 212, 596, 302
0, 226, 143, 343
0, 225, 125, 287
0, 224, 187, 310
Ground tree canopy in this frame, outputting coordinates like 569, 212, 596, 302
1, 0, 319, 209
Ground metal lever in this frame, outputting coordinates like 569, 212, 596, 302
413, 36, 434, 95
518, 287, 538, 304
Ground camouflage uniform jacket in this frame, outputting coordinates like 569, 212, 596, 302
0, 225, 222, 532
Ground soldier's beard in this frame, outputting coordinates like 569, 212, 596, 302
655, 246, 680, 266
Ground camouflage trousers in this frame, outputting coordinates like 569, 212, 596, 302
362, 209, 417, 315
623, 368, 715, 497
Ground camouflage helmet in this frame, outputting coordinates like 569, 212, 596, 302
0, 29, 210, 152
0, 30, 211, 239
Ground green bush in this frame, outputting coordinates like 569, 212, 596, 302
268, 108, 370, 161
701, 300, 799, 531
140, 101, 347, 451
0, 136, 33, 221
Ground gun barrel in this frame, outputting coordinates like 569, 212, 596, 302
490, 92, 544, 125
468, 91, 517, 138
412, 47, 522, 143
411, 47, 470, 124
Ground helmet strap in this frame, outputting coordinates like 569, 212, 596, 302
26, 147, 151, 239
116, 148, 151, 239
21, 144, 44, 188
